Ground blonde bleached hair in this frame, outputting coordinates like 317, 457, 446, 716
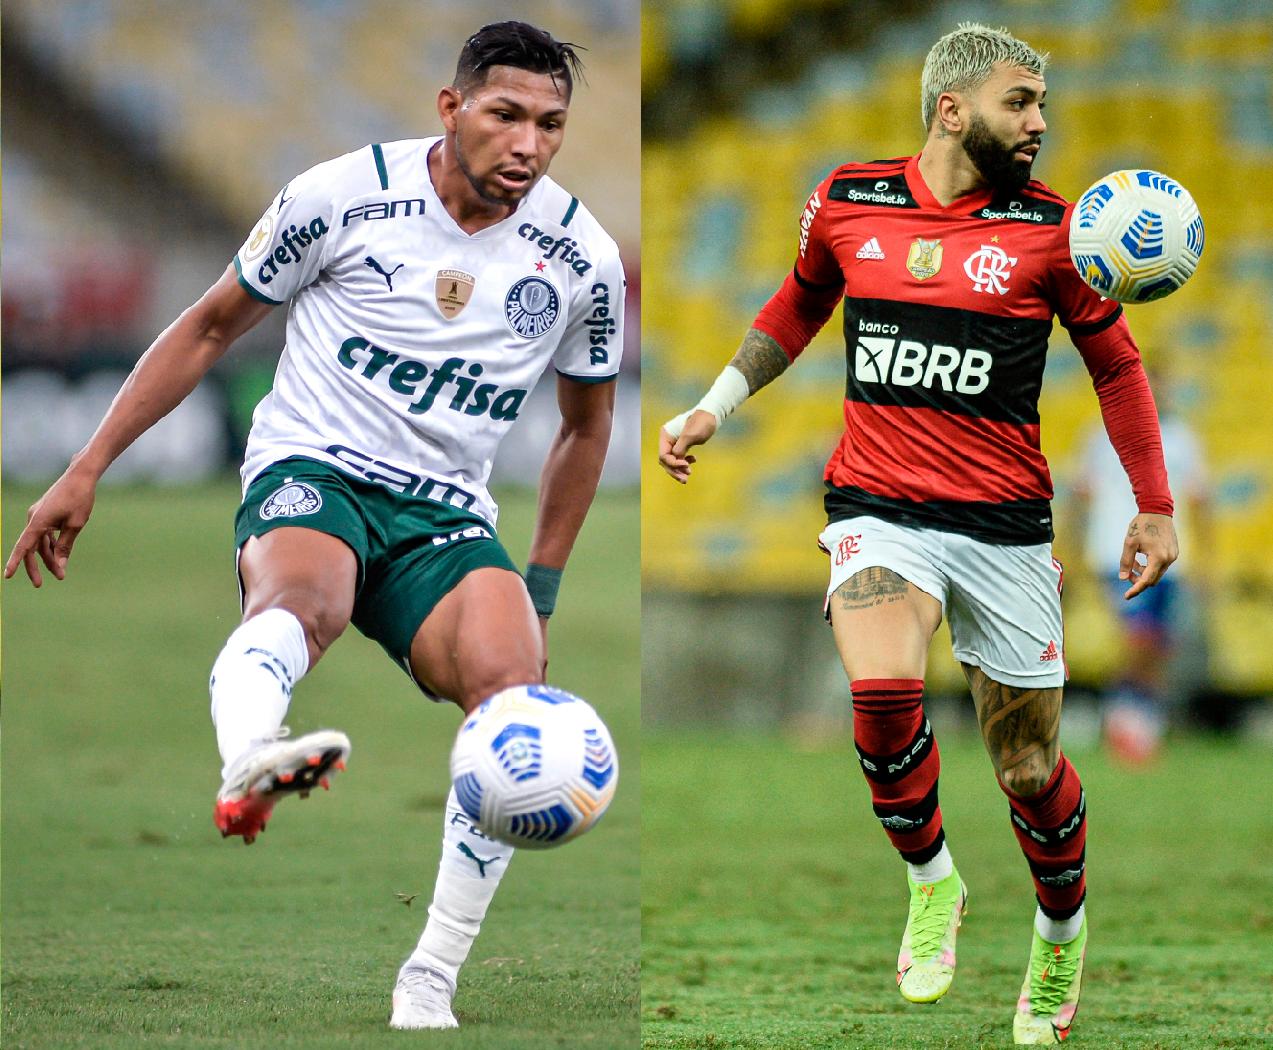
920, 22, 1049, 131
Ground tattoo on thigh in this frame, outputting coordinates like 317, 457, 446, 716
835, 567, 909, 612
966, 665, 1062, 786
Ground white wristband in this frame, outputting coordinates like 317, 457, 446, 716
662, 366, 750, 439
662, 409, 692, 440
696, 365, 750, 424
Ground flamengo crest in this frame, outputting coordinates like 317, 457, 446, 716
963, 244, 1018, 294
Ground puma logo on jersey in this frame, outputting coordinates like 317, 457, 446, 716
855, 335, 992, 395
365, 255, 404, 291
337, 337, 527, 420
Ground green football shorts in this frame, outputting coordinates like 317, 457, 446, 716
234, 456, 519, 680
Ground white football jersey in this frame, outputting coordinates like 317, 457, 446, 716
233, 137, 624, 525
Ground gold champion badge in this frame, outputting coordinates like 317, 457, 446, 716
906, 237, 943, 281
435, 269, 476, 319
243, 213, 275, 262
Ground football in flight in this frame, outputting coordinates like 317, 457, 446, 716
1068, 169, 1204, 304
450, 684, 618, 849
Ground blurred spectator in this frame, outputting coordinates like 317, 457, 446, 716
1073, 364, 1212, 764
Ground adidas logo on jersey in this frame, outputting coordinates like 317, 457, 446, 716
336, 337, 527, 421
856, 237, 886, 260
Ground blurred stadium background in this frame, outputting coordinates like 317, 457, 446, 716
642, 0, 1273, 736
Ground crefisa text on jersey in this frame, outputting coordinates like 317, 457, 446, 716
257, 217, 331, 285
336, 337, 527, 420
517, 223, 594, 275
585, 283, 614, 365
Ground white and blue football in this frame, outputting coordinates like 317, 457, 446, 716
450, 684, 618, 849
1069, 169, 1204, 304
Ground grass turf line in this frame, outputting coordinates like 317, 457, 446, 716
2, 481, 639, 1049
642, 729, 1273, 1050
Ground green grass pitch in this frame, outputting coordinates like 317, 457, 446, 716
642, 728, 1273, 1050
2, 481, 639, 1049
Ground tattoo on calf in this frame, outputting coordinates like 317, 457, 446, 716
729, 330, 790, 394
966, 666, 1062, 793
835, 567, 909, 612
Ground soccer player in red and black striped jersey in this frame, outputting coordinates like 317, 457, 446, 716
659, 22, 1178, 1046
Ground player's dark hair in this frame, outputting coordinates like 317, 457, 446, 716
454, 21, 585, 100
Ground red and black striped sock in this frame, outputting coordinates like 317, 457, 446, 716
999, 753, 1087, 919
850, 678, 945, 864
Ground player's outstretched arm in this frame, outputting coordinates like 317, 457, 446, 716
657, 328, 790, 484
1118, 512, 1179, 600
4, 266, 273, 587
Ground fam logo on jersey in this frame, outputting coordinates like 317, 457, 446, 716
855, 325, 992, 395
336, 337, 528, 420
517, 223, 594, 275
260, 482, 323, 521
504, 277, 561, 339
342, 198, 427, 227
963, 244, 1018, 294
436, 269, 476, 319
906, 238, 943, 281
798, 190, 823, 259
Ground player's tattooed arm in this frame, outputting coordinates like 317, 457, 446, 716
728, 329, 791, 395
964, 665, 1062, 797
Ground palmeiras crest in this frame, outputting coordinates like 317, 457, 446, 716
260, 482, 323, 520
504, 276, 561, 338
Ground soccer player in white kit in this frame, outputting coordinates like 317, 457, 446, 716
6, 22, 624, 1030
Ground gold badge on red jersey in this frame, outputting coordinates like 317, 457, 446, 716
435, 269, 476, 319
906, 238, 943, 281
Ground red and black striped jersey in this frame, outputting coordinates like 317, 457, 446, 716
753, 153, 1170, 545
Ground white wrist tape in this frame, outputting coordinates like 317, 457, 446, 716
662, 366, 750, 438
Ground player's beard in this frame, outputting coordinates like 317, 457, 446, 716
454, 127, 532, 207
962, 113, 1037, 193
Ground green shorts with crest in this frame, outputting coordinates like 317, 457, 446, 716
234, 457, 519, 677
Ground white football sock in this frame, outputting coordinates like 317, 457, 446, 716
209, 608, 310, 776
1035, 903, 1085, 944
908, 841, 954, 885
402, 787, 514, 989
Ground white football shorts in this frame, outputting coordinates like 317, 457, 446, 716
818, 515, 1066, 689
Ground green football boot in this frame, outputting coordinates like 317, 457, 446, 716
1014, 917, 1087, 1044
896, 867, 968, 1003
